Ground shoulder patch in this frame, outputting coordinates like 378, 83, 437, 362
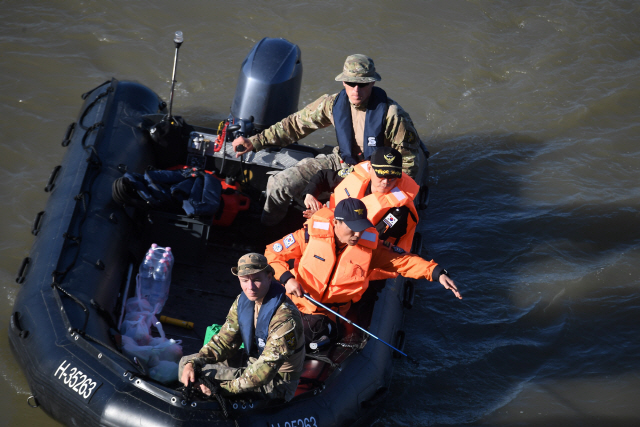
338, 166, 354, 178
392, 245, 405, 254
284, 330, 297, 350
272, 243, 283, 252
284, 234, 296, 248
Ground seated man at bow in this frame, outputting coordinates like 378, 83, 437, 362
302, 146, 419, 255
179, 253, 305, 402
264, 198, 461, 341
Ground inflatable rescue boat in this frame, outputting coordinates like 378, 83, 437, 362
9, 36, 426, 427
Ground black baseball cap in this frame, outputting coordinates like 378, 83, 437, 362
370, 147, 402, 178
334, 198, 373, 232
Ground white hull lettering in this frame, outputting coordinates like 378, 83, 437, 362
271, 416, 318, 427
54, 359, 101, 400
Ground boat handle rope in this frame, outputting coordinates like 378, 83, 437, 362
15, 257, 31, 284
31, 211, 45, 236
44, 165, 62, 193
61, 122, 76, 147
79, 84, 113, 130
81, 79, 113, 100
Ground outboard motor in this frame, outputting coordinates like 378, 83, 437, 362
230, 37, 302, 132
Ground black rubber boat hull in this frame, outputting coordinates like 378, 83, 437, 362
9, 79, 409, 427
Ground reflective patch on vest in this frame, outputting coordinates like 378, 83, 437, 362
392, 245, 406, 254
272, 243, 283, 252
284, 330, 297, 350
338, 166, 354, 178
258, 337, 266, 348
361, 162, 370, 172
314, 255, 325, 261
391, 187, 406, 202
361, 231, 377, 242
284, 234, 296, 248
313, 221, 330, 230
383, 213, 398, 228
367, 137, 377, 146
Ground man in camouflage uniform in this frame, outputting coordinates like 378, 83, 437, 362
179, 253, 305, 402
232, 54, 425, 226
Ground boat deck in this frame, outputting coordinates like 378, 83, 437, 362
149, 200, 307, 356
139, 199, 378, 396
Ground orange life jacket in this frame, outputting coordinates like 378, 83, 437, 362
331, 161, 419, 252
290, 208, 379, 316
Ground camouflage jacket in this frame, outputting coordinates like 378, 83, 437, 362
248, 91, 421, 177
189, 292, 304, 395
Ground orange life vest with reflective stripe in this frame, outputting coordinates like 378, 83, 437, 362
290, 208, 379, 315
333, 163, 371, 202
332, 161, 419, 252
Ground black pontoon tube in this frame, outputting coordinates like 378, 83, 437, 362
303, 293, 419, 364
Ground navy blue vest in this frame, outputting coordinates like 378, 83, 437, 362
237, 281, 287, 358
333, 86, 389, 165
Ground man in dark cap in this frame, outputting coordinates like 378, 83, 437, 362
232, 54, 425, 226
302, 147, 420, 255
264, 198, 460, 342
179, 253, 304, 402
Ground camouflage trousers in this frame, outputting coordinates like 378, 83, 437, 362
262, 148, 344, 225
178, 354, 299, 402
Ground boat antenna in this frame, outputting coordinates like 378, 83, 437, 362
303, 294, 420, 365
167, 30, 183, 120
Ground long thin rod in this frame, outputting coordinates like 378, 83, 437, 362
168, 46, 180, 118
303, 293, 407, 357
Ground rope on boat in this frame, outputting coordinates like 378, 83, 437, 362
182, 365, 240, 427
79, 85, 113, 130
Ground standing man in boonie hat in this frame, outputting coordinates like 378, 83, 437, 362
232, 54, 426, 226
179, 253, 305, 402
301, 147, 420, 256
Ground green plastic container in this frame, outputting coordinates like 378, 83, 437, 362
203, 324, 244, 349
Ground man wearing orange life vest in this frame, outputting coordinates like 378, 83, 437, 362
302, 147, 419, 254
264, 198, 460, 328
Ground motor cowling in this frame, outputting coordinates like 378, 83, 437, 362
230, 37, 302, 132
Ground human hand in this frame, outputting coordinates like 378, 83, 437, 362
285, 278, 304, 298
199, 384, 212, 396
232, 136, 254, 158
439, 274, 462, 300
304, 194, 322, 211
181, 361, 196, 386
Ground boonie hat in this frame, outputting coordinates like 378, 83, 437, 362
334, 198, 374, 232
370, 147, 403, 178
231, 253, 273, 276
335, 54, 382, 83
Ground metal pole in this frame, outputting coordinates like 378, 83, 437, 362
303, 294, 415, 361
168, 31, 183, 119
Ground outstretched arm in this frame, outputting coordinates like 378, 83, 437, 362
371, 246, 462, 299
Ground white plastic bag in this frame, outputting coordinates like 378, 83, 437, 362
120, 317, 152, 345
121, 335, 154, 365
149, 322, 183, 364
149, 360, 179, 385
